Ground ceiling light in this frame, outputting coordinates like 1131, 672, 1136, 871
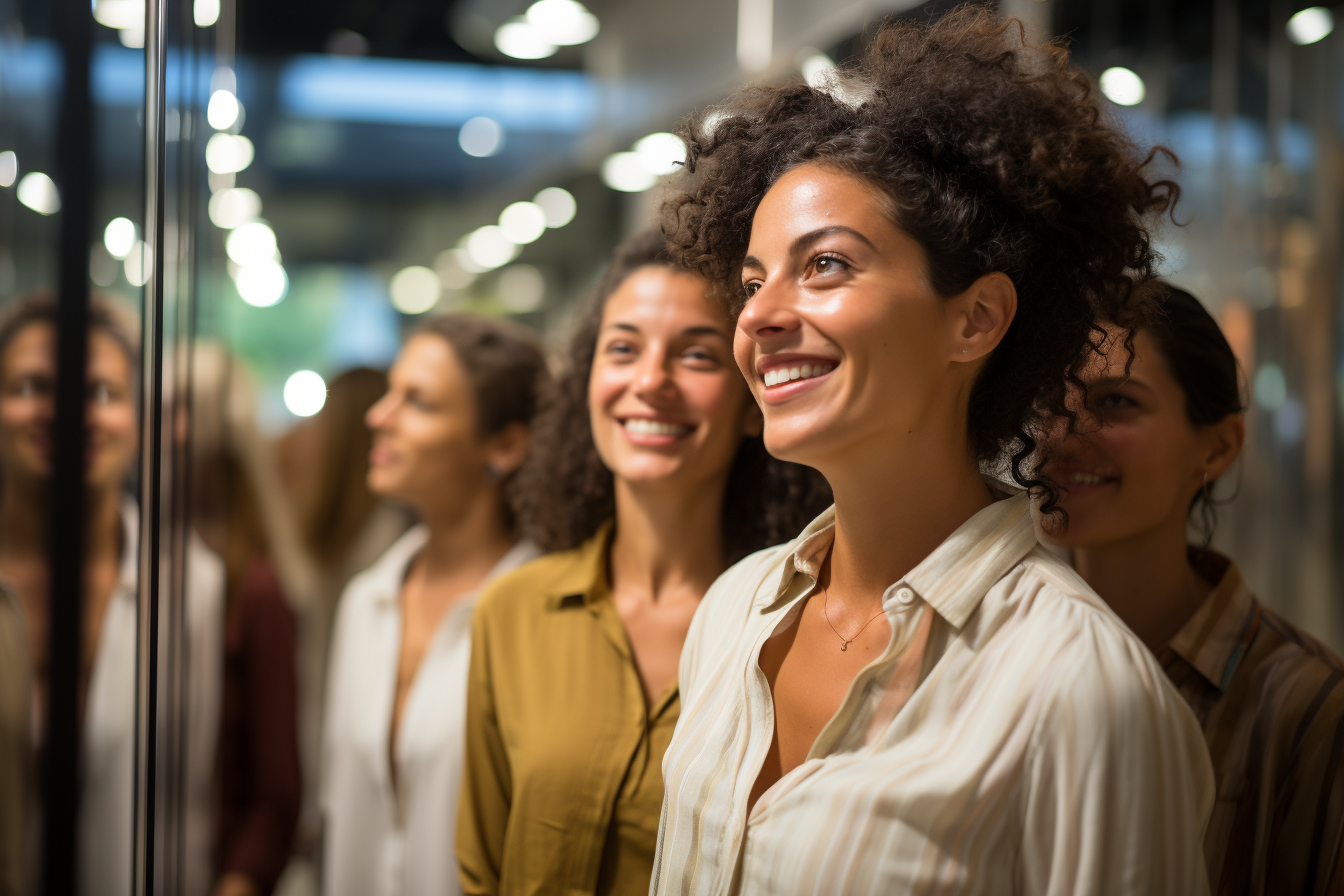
92, 0, 143, 30
498, 201, 547, 244
495, 20, 556, 60
1099, 66, 1145, 106
633, 132, 685, 176
389, 265, 441, 314
462, 225, 519, 270
193, 0, 219, 27
234, 260, 288, 307
0, 151, 15, 188
16, 172, 59, 215
601, 152, 657, 192
498, 264, 545, 313
459, 116, 504, 157
434, 249, 478, 290
225, 221, 278, 266
533, 186, 576, 227
124, 240, 151, 287
205, 133, 254, 174
208, 187, 262, 230
103, 217, 137, 259
207, 89, 241, 131
1287, 7, 1333, 44
284, 370, 327, 417
525, 0, 599, 46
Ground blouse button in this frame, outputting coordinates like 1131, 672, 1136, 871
895, 586, 916, 606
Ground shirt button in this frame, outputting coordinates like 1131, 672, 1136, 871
895, 587, 916, 606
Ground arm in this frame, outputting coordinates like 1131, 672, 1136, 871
1019, 636, 1214, 896
456, 597, 511, 896
218, 568, 302, 896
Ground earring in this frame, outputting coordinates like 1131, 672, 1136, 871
1201, 473, 1212, 504
961, 349, 968, 354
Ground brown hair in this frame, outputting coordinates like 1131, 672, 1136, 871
413, 314, 552, 533
298, 367, 388, 565
0, 291, 141, 371
511, 230, 832, 563
662, 7, 1178, 512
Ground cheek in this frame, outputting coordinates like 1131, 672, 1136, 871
680, 373, 748, 431
588, 363, 628, 413
732, 330, 755, 379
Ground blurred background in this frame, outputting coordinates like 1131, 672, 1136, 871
1, 0, 1341, 892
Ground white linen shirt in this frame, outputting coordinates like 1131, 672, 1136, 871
321, 529, 538, 896
652, 494, 1214, 896
80, 500, 225, 896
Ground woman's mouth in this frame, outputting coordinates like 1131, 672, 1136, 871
1058, 469, 1120, 491
762, 361, 836, 387
622, 418, 693, 437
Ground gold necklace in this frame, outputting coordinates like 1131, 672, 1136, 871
821, 586, 887, 652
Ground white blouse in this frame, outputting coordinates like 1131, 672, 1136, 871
81, 500, 225, 896
321, 530, 538, 896
653, 494, 1214, 896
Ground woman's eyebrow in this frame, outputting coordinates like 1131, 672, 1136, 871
742, 225, 877, 274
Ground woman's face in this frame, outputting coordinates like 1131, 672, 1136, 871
0, 322, 137, 494
735, 163, 975, 469
1035, 325, 1241, 548
588, 266, 757, 492
365, 333, 493, 513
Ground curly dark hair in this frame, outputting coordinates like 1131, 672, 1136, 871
661, 7, 1179, 512
511, 229, 832, 563
1134, 280, 1246, 545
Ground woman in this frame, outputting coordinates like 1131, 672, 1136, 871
650, 10, 1212, 894
455, 230, 830, 896
0, 294, 224, 896
321, 314, 549, 896
1037, 281, 1344, 895
189, 344, 302, 896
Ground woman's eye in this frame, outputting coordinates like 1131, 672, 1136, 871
682, 348, 720, 367
812, 254, 848, 276
605, 341, 637, 358
742, 281, 761, 299
88, 383, 112, 405
1097, 393, 1137, 411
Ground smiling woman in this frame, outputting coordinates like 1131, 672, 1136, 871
650, 9, 1215, 896
455, 230, 830, 896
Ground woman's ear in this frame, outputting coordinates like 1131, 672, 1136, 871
1200, 412, 1245, 482
951, 271, 1017, 362
484, 422, 531, 479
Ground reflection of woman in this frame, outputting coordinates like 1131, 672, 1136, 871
1037, 282, 1344, 895
189, 345, 302, 896
321, 315, 548, 896
456, 231, 829, 896
0, 295, 224, 896
651, 11, 1211, 894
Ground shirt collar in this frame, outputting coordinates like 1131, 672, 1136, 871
369, 527, 540, 611
1165, 553, 1257, 693
772, 493, 1038, 630
544, 519, 614, 610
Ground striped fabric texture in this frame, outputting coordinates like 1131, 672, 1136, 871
651, 495, 1214, 896
1160, 553, 1344, 895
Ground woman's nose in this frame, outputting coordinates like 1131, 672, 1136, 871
632, 350, 675, 400
365, 392, 395, 430
736, 280, 801, 346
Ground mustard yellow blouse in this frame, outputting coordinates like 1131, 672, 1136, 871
456, 523, 679, 896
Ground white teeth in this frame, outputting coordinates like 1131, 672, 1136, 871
1068, 472, 1109, 486
763, 362, 834, 387
623, 418, 691, 437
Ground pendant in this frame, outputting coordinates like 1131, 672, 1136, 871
841, 641, 849, 651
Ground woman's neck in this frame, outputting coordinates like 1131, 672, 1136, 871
0, 478, 122, 566
820, 423, 994, 604
609, 474, 729, 602
1072, 512, 1212, 652
414, 484, 515, 586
